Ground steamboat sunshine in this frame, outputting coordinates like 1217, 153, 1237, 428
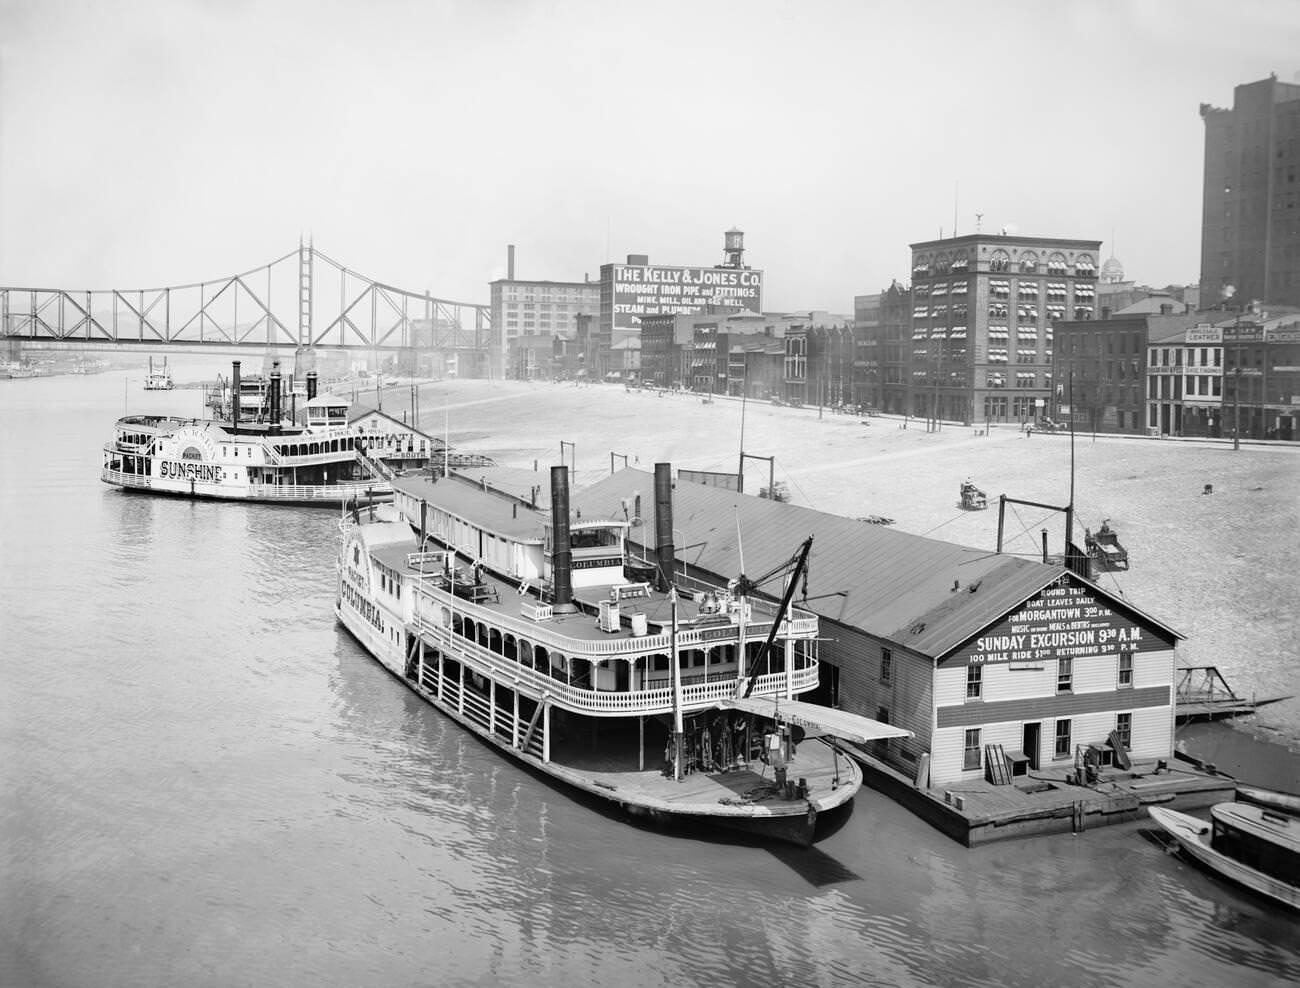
102, 361, 393, 506
335, 463, 908, 846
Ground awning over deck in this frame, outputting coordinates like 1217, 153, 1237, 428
722, 696, 912, 745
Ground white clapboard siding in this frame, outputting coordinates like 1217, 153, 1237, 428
1134, 649, 1175, 689
1073, 653, 1118, 693
931, 723, 1024, 783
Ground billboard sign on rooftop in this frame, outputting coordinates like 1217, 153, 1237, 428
609, 264, 763, 330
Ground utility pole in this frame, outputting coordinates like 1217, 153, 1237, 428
1233, 307, 1242, 452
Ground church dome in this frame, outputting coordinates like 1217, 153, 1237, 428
1100, 257, 1125, 283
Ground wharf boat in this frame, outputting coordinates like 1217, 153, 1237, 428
143, 356, 174, 390
102, 361, 393, 506
1149, 802, 1300, 909
335, 462, 909, 846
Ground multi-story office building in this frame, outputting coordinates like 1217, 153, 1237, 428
1199, 75, 1300, 309
783, 314, 854, 408
855, 281, 909, 412
489, 245, 599, 378
909, 234, 1102, 425
1055, 306, 1203, 435
1147, 307, 1300, 440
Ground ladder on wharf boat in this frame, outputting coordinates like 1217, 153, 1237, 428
984, 744, 1014, 786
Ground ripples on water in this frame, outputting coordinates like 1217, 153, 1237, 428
1, 372, 1297, 988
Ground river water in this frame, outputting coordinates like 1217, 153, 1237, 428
2, 369, 1296, 988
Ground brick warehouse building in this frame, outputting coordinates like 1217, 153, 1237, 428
573, 469, 1182, 787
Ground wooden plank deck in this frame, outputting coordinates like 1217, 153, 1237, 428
845, 745, 1237, 846
547, 735, 860, 817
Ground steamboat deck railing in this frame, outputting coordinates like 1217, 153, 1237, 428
102, 467, 391, 501
411, 612, 819, 715
411, 586, 816, 658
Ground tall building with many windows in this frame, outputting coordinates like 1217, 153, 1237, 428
489, 245, 599, 378
1199, 74, 1300, 309
909, 234, 1102, 425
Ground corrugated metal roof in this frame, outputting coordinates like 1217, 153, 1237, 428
447, 465, 552, 508
573, 468, 1179, 660
394, 474, 550, 543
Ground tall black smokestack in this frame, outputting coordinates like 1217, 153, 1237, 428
654, 462, 674, 591
306, 370, 318, 401
508, 244, 515, 281
269, 362, 282, 431
550, 465, 575, 611
231, 360, 241, 429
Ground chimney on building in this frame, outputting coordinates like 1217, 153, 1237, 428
1160, 303, 1173, 315
508, 244, 515, 281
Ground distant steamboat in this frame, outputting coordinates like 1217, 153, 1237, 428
102, 361, 393, 506
335, 462, 908, 846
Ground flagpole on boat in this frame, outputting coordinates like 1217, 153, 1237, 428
670, 588, 683, 782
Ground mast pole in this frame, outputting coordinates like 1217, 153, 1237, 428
670, 589, 683, 781
1066, 371, 1075, 550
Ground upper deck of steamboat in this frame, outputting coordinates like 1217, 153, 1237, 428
369, 537, 817, 644
108, 414, 364, 460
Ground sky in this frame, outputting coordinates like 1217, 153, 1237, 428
2, 0, 1299, 314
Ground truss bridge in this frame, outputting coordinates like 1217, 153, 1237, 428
0, 242, 492, 367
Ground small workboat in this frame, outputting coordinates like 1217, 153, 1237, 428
1149, 802, 1300, 910
1237, 785, 1300, 816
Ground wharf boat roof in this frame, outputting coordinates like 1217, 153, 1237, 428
445, 465, 553, 507
572, 468, 1180, 661
395, 474, 551, 544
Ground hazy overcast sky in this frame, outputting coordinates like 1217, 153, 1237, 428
2, 0, 1298, 312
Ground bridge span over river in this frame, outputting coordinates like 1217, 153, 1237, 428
1, 242, 492, 370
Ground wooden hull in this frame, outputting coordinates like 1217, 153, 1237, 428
1237, 786, 1300, 816
1148, 806, 1300, 910
103, 467, 391, 506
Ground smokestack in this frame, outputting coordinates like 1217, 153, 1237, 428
269, 362, 282, 431
306, 370, 318, 401
231, 361, 241, 428
419, 500, 428, 548
654, 462, 674, 591
508, 244, 515, 281
549, 465, 575, 611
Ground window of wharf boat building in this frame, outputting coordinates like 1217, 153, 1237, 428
572, 468, 1183, 786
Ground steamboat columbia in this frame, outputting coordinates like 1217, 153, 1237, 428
102, 360, 393, 506
335, 462, 909, 846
